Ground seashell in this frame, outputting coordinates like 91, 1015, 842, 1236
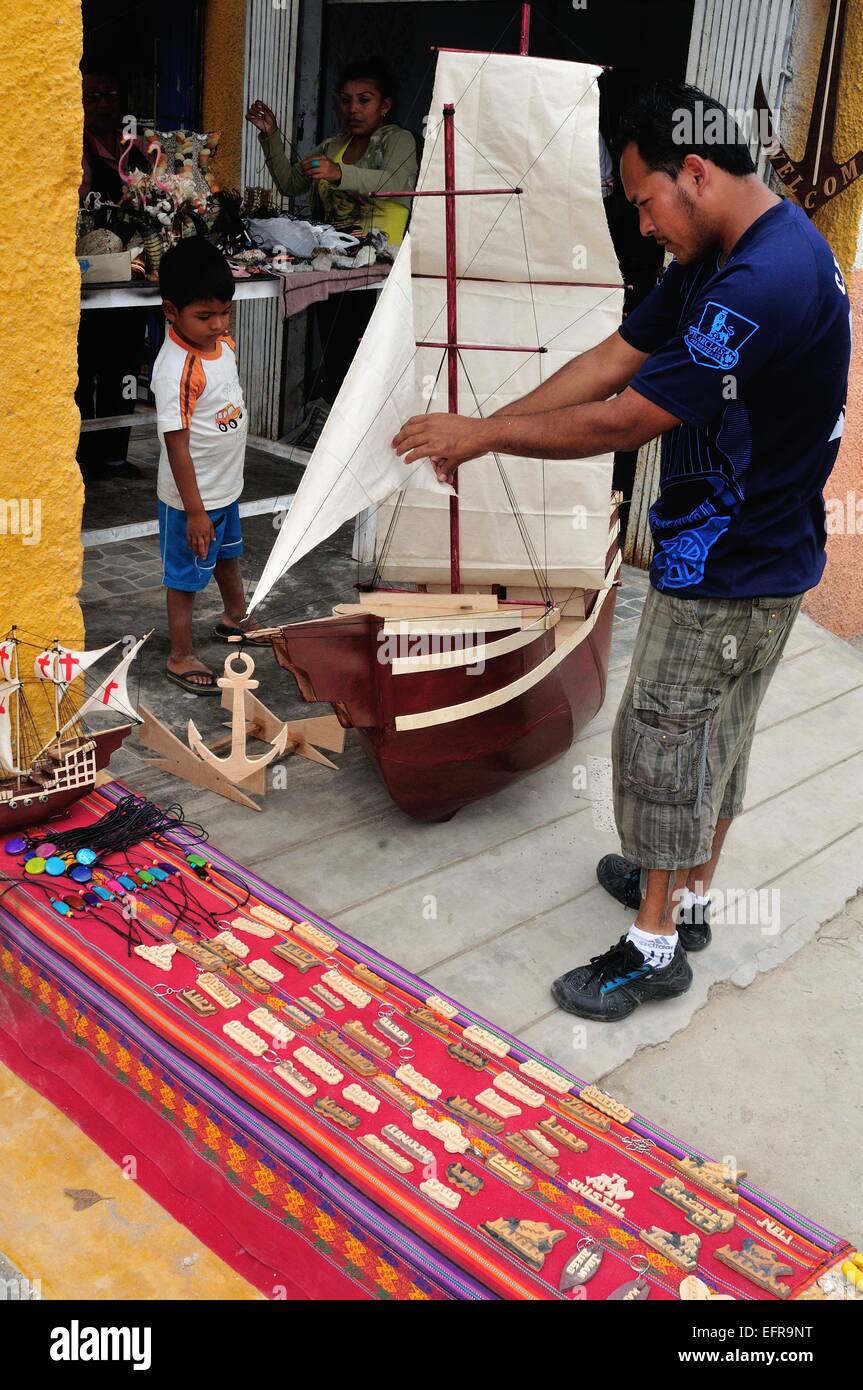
77, 228, 124, 256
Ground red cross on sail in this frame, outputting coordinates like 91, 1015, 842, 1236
34, 650, 55, 680
65, 636, 146, 730
0, 644, 12, 681
33, 641, 119, 693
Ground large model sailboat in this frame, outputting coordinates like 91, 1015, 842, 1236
248, 18, 624, 821
0, 629, 147, 830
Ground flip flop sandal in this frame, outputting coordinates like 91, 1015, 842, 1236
211, 622, 271, 646
166, 669, 221, 696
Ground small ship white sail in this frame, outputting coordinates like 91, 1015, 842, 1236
0, 640, 15, 682
0, 680, 24, 775
54, 636, 147, 738
33, 641, 120, 691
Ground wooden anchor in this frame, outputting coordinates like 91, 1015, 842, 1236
136, 649, 343, 811
187, 651, 288, 783
208, 694, 344, 772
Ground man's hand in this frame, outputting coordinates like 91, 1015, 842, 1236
186, 509, 215, 559
300, 155, 342, 183
392, 413, 491, 482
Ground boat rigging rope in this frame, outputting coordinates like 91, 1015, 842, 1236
457, 352, 553, 607
369, 349, 447, 590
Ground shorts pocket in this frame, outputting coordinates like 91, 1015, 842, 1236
750, 596, 803, 671
666, 596, 707, 632
621, 678, 720, 808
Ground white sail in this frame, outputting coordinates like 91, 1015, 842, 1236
247, 234, 451, 613
0, 679, 24, 775
250, 49, 623, 609
379, 51, 624, 591
379, 276, 622, 589
411, 52, 620, 285
33, 641, 119, 689
58, 637, 145, 734
0, 639, 14, 682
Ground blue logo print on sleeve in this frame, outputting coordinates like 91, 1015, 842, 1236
685, 302, 759, 369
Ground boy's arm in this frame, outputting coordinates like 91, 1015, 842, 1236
164, 429, 215, 558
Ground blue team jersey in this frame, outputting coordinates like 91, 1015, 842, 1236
619, 199, 851, 598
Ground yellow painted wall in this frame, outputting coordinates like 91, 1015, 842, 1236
781, 0, 863, 637
0, 0, 85, 689
202, 0, 248, 191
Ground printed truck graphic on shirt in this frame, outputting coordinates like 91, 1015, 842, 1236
685, 302, 759, 369
216, 403, 243, 431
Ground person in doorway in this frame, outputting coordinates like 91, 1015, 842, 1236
77, 63, 149, 482
246, 58, 418, 405
246, 57, 417, 245
152, 238, 261, 695
392, 82, 851, 1022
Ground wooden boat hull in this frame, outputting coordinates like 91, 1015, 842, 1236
0, 725, 132, 833
269, 580, 617, 821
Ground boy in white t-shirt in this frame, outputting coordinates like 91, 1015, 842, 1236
153, 238, 256, 694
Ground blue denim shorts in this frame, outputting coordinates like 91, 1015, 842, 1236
158, 500, 243, 592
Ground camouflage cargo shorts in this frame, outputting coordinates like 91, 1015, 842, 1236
612, 586, 804, 871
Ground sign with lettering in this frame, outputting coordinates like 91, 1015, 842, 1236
757, 0, 862, 213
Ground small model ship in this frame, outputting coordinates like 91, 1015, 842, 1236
0, 628, 147, 830
247, 7, 623, 822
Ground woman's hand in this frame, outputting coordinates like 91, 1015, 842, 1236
186, 509, 215, 560
392, 414, 492, 482
300, 155, 342, 184
246, 101, 277, 137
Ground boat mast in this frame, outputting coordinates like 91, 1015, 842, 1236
11, 626, 21, 784
51, 638, 61, 743
442, 4, 530, 596
519, 1, 530, 54
443, 101, 460, 595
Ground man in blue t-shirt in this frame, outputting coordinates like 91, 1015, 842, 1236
393, 82, 851, 1022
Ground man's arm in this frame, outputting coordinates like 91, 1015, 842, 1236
494, 329, 649, 417
392, 386, 679, 479
164, 429, 215, 558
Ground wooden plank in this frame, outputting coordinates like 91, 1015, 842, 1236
358, 591, 501, 613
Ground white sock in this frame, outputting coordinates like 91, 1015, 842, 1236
627, 923, 678, 969
678, 886, 710, 912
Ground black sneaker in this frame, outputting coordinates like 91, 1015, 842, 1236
551, 935, 693, 1022
596, 854, 642, 911
676, 900, 712, 953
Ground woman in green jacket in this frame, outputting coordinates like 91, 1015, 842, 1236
246, 58, 417, 246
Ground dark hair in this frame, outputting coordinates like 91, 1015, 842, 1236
616, 81, 756, 178
337, 57, 396, 103
158, 237, 235, 309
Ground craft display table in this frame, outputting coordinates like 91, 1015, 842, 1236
80, 264, 388, 317
0, 784, 851, 1301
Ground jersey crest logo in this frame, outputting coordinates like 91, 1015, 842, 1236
685, 302, 759, 369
